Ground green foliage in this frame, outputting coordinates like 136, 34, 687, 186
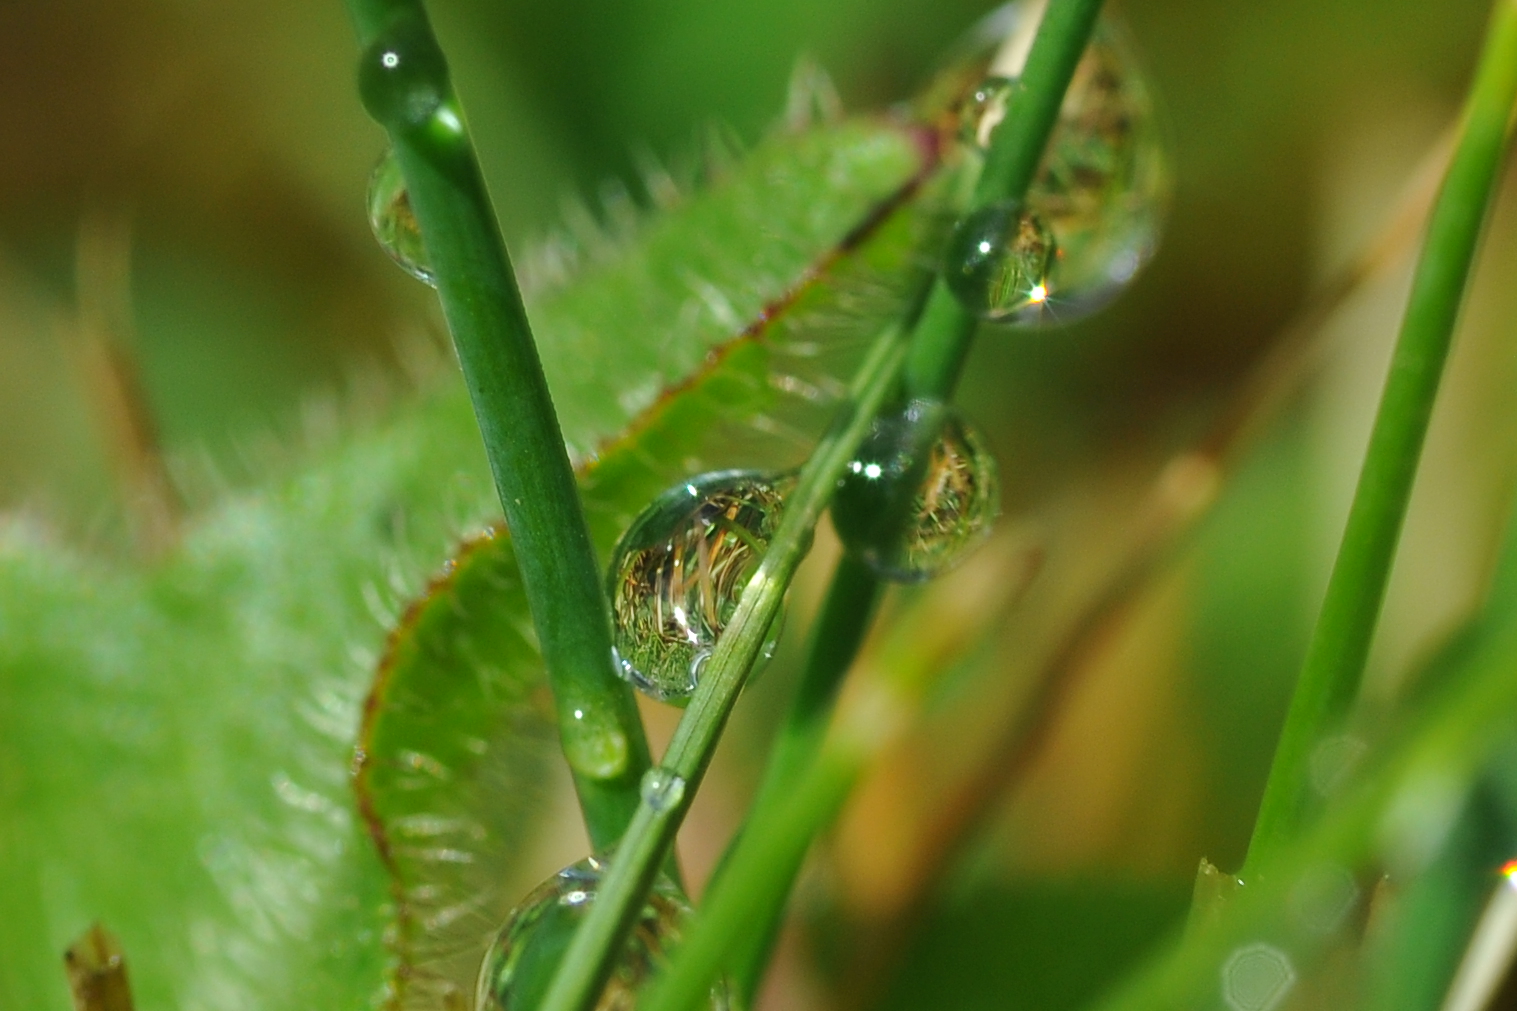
6, 3, 1517, 1011
0, 110, 933, 1009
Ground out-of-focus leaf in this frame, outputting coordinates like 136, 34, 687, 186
874, 879, 1188, 1011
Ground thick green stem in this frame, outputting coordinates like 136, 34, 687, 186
535, 326, 913, 1011
1241, 0, 1517, 880
343, 0, 650, 850
647, 2, 1108, 1006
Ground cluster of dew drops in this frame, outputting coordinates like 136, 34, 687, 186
358, 2, 1167, 1007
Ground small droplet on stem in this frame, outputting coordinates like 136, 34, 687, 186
367, 147, 437, 286
943, 200, 1056, 321
832, 400, 1000, 582
357, 13, 451, 133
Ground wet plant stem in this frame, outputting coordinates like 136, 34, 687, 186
343, 0, 652, 852
647, 1, 1107, 1007
1240, 0, 1517, 881
719, 555, 882, 999
534, 325, 913, 1011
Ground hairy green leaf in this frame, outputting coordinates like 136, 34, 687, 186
0, 110, 940, 1011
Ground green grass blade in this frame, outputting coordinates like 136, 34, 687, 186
534, 321, 918, 1011
1242, 0, 1517, 879
343, 0, 654, 849
648, 3, 1110, 1005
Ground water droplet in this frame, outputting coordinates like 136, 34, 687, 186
562, 721, 630, 782
640, 767, 687, 813
358, 13, 450, 132
368, 148, 436, 286
944, 200, 1056, 321
609, 471, 793, 703
1220, 943, 1296, 1011
476, 856, 729, 1011
958, 75, 1016, 149
950, 6, 1169, 322
832, 400, 1000, 582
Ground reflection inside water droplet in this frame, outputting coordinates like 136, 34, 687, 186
832, 400, 1000, 583
368, 147, 436, 286
1221, 943, 1296, 1011
609, 471, 792, 703
944, 201, 1056, 321
476, 856, 729, 1011
946, 2, 1170, 323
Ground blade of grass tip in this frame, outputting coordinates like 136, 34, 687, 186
343, 0, 652, 851
1241, 0, 1517, 881
533, 324, 914, 1011
646, 1, 1108, 1007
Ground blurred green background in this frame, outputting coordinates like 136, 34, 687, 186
3, 0, 1514, 1008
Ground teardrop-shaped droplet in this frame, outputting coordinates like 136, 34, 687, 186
832, 400, 1000, 583
949, 3, 1169, 322
357, 13, 450, 132
609, 471, 793, 703
368, 148, 436, 286
476, 856, 729, 1011
958, 75, 1015, 150
943, 200, 1056, 321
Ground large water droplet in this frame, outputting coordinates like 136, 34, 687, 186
357, 13, 450, 132
832, 400, 1000, 582
476, 856, 729, 1011
943, 200, 1056, 321
609, 471, 793, 703
368, 148, 436, 286
951, 4, 1169, 322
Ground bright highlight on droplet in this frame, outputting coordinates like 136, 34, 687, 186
1500, 858, 1517, 884
608, 470, 793, 703
476, 856, 730, 1011
943, 200, 1056, 321
832, 400, 1001, 583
